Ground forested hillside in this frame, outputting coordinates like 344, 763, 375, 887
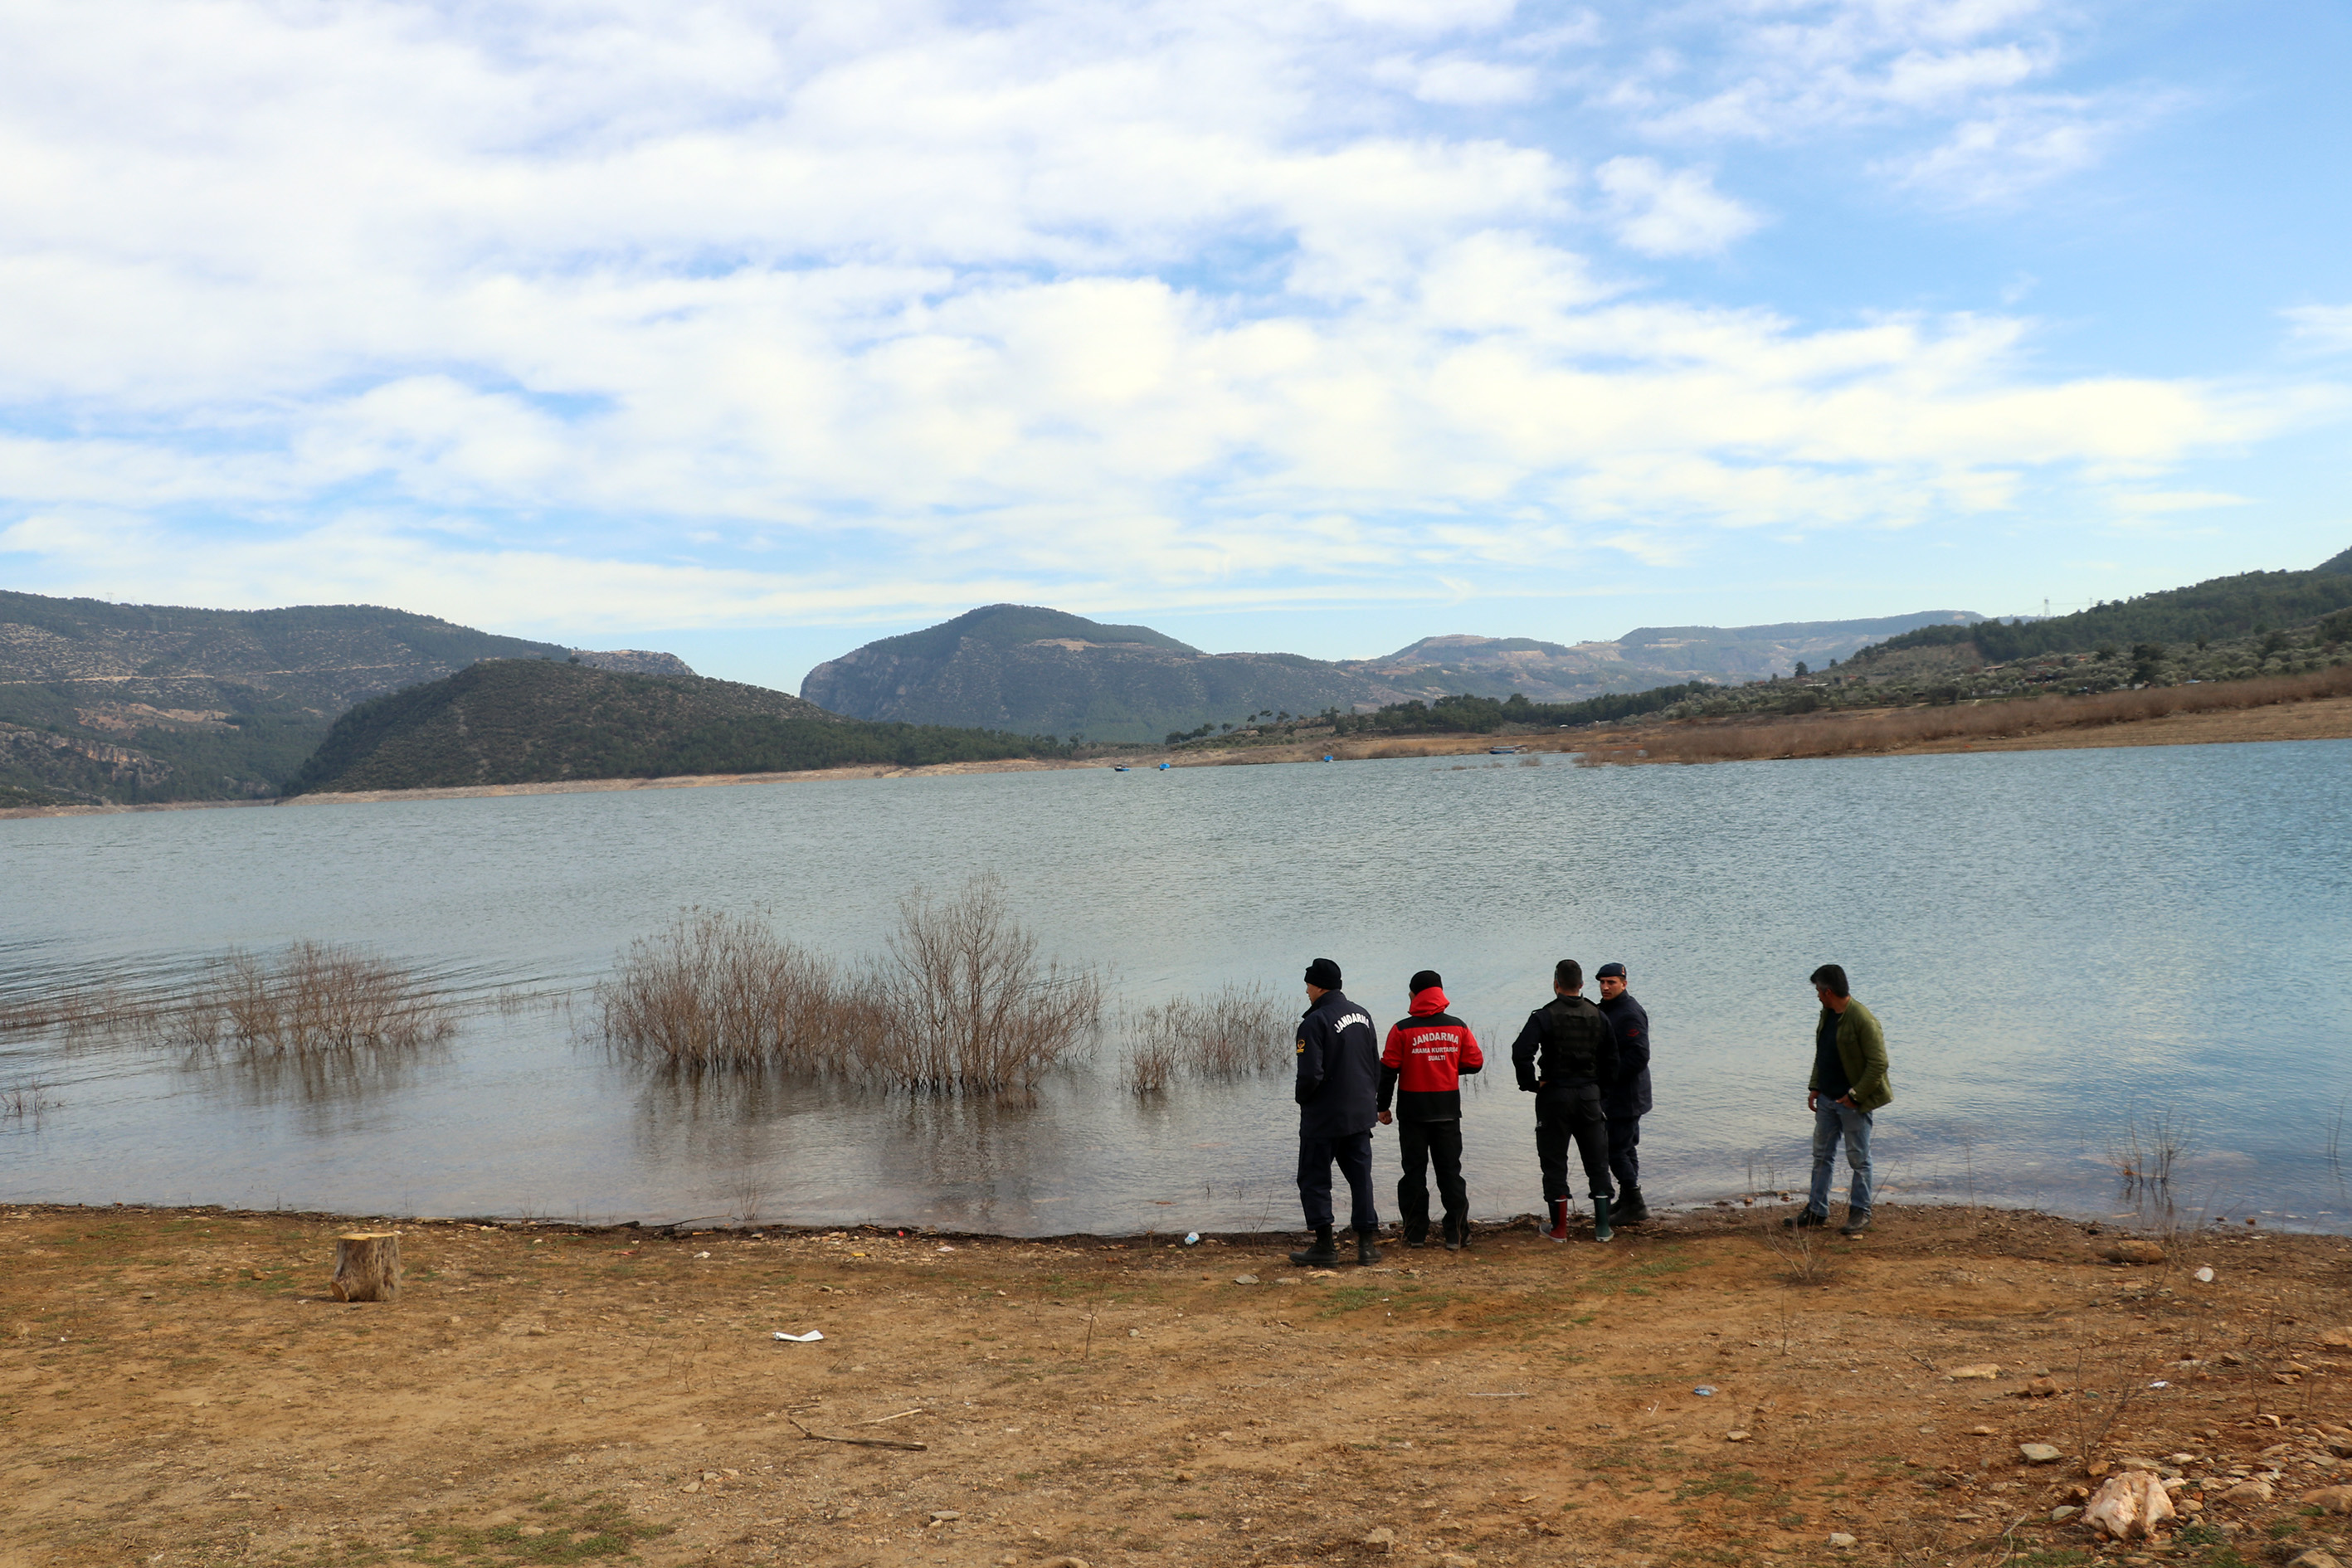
288, 660, 1066, 794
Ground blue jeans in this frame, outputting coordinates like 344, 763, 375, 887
1808, 1101, 1872, 1218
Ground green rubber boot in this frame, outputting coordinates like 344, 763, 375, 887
1592, 1194, 1614, 1243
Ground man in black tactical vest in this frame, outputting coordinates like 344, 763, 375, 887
1290, 957, 1385, 1268
1510, 959, 1621, 1243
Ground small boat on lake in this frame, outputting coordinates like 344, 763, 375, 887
1488, 745, 1521, 755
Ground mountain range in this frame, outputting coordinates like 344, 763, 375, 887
799, 604, 1983, 744
0, 591, 689, 806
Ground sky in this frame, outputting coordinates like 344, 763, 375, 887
2, 0, 2349, 689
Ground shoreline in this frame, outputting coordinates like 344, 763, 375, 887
7, 689, 2350, 820
10, 1192, 2345, 1241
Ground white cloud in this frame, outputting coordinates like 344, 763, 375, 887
0, 0, 2323, 633
1379, 53, 1542, 105
2286, 305, 2352, 353
1595, 157, 1764, 256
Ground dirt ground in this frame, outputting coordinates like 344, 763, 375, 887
7, 1204, 2351, 1568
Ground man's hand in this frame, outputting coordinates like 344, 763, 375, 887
1836, 1094, 1857, 1108
1376, 1110, 1393, 1126
1806, 1090, 1819, 1112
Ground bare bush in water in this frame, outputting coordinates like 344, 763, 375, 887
1120, 982, 1291, 1093
2106, 1107, 2190, 1195
862, 874, 1101, 1094
596, 910, 859, 1071
177, 942, 456, 1059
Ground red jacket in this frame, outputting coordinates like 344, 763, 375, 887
1379, 986, 1484, 1122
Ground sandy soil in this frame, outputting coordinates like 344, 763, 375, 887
7, 1202, 2350, 1568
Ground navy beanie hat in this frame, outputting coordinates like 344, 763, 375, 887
1596, 962, 1626, 980
1304, 957, 1343, 988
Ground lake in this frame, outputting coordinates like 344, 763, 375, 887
5, 740, 2350, 1235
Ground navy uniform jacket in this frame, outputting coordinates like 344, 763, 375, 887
1597, 991, 1652, 1118
1293, 989, 1381, 1139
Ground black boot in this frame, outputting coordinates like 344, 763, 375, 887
1356, 1229, 1382, 1267
1614, 1186, 1649, 1225
1288, 1225, 1337, 1267
1442, 1215, 1466, 1252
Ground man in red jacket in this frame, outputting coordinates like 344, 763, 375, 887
1376, 969, 1485, 1251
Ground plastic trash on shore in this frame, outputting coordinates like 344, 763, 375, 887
1184, 1232, 1200, 1246
773, 1330, 825, 1342
1693, 1385, 1717, 1396
2194, 1266, 2215, 1283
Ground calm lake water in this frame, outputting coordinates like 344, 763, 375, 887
5, 741, 2350, 1235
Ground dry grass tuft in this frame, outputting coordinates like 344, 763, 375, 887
1581, 662, 2352, 765
596, 909, 857, 1072
1120, 982, 1289, 1094
175, 942, 457, 1059
597, 876, 1100, 1096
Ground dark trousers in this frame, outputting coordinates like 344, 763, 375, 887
1395, 1118, 1468, 1241
1535, 1088, 1612, 1202
1606, 1113, 1642, 1195
1298, 1132, 1379, 1232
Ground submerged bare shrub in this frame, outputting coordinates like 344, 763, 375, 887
861, 873, 1102, 1094
597, 909, 855, 1070
178, 942, 455, 1059
1122, 1025, 1180, 1095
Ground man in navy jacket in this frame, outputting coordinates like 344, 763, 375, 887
1595, 962, 1652, 1225
1292, 957, 1384, 1267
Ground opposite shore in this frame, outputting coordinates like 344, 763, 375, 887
7, 684, 2350, 821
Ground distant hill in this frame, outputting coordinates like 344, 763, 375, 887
287, 660, 1064, 795
0, 592, 573, 805
1855, 547, 2352, 665
1351, 611, 1980, 703
801, 604, 1402, 744
803, 603, 1986, 742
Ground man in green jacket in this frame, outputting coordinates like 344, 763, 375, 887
1786, 963, 1891, 1237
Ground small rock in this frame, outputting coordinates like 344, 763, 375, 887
2105, 1239, 2165, 1265
1176, 1470, 1194, 1482
2290, 1552, 2346, 1568
2050, 1505, 2080, 1522
929, 1510, 962, 1522
1970, 1425, 1996, 1436
2020, 1376, 2065, 1399
560, 1454, 583, 1464
1827, 1532, 1858, 1549
1038, 1558, 1091, 1568
1948, 1363, 2001, 1380
2020, 1443, 2063, 1465
1361, 1525, 1396, 1549
2220, 1479, 2274, 1503
2303, 1484, 2352, 1513
518, 1526, 546, 1538
1724, 1429, 1751, 1442
1233, 1274, 1259, 1285
1437, 1555, 1477, 1568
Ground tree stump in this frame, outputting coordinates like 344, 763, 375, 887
330, 1232, 401, 1303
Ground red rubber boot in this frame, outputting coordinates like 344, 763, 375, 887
1545, 1198, 1571, 1242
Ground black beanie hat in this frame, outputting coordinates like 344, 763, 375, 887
1409, 969, 1443, 995
1304, 957, 1343, 988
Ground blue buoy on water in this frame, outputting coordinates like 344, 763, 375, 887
1158, 762, 1171, 770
